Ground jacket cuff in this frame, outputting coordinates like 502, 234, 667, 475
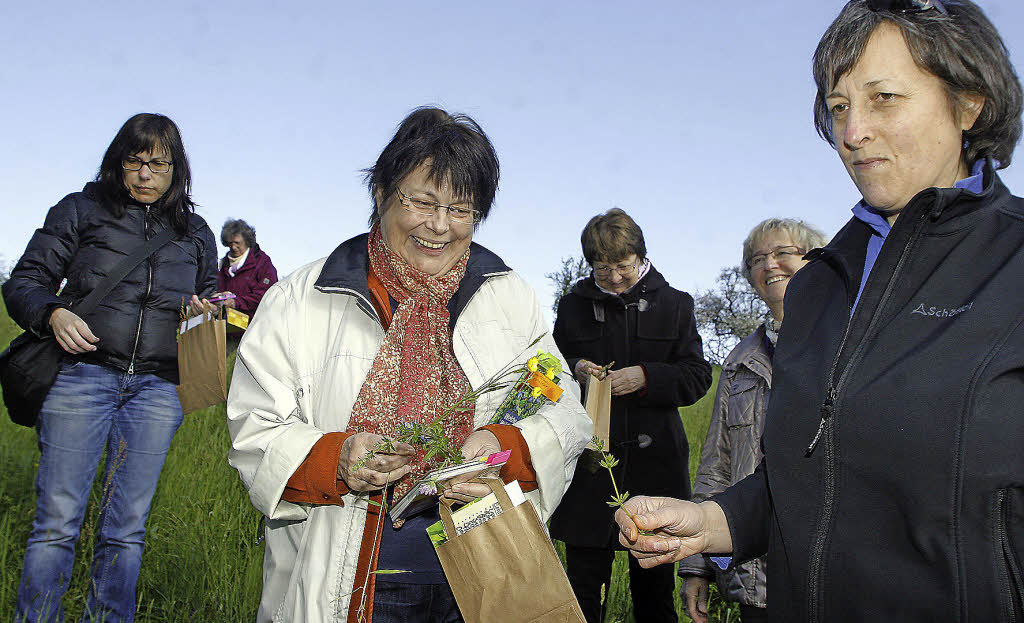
710, 466, 770, 567
34, 302, 69, 337
481, 424, 538, 492
282, 431, 353, 505
677, 553, 715, 578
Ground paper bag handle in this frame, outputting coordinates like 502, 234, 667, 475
198, 303, 225, 324
437, 476, 513, 539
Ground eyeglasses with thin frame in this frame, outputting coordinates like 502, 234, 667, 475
747, 246, 806, 270
593, 258, 639, 278
122, 156, 173, 174
865, 0, 948, 16
394, 187, 480, 225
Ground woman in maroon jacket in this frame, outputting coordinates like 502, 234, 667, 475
216, 218, 278, 318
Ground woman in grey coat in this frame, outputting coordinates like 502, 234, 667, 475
677, 218, 825, 623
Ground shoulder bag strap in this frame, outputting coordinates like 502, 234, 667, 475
71, 226, 178, 317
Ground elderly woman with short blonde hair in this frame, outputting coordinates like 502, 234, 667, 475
678, 218, 826, 623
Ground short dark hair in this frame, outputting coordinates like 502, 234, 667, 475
580, 208, 647, 265
363, 107, 500, 227
96, 113, 197, 234
221, 218, 257, 249
813, 0, 1022, 167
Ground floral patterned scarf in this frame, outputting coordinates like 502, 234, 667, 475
347, 225, 475, 499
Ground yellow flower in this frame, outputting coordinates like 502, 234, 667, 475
545, 368, 556, 380
531, 387, 543, 398
527, 357, 539, 372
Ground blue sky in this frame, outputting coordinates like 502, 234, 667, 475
4, 1, 1024, 321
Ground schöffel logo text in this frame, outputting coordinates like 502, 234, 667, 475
910, 301, 974, 318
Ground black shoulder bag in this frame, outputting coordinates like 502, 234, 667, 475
0, 227, 177, 427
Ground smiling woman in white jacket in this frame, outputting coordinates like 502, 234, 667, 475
226, 108, 591, 623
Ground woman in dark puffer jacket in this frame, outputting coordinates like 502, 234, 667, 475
4, 113, 217, 623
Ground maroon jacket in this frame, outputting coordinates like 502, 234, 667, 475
217, 245, 278, 317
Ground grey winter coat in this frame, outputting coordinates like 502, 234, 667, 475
678, 325, 771, 608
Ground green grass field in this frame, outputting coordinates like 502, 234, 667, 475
0, 299, 738, 622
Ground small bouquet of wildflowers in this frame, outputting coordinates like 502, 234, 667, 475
354, 336, 565, 475
487, 352, 564, 426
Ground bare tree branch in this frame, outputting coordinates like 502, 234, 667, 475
545, 255, 590, 314
693, 266, 768, 364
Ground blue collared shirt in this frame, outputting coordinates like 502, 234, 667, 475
850, 160, 986, 312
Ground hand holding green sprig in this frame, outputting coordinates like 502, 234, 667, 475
352, 334, 549, 478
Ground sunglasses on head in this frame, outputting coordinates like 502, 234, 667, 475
866, 0, 949, 15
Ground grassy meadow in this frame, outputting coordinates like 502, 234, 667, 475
0, 299, 738, 622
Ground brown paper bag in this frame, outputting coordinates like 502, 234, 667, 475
175, 307, 227, 414
436, 478, 586, 623
585, 374, 611, 448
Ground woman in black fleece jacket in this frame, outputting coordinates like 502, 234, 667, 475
613, 2, 1024, 621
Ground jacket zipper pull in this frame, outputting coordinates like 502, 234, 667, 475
805, 394, 834, 457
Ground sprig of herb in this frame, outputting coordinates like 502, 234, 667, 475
353, 334, 547, 473
592, 437, 650, 536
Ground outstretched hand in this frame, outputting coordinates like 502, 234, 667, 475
615, 496, 731, 569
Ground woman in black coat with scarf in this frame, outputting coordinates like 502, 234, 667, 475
549, 208, 712, 623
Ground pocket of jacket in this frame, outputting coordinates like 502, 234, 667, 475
724, 375, 760, 427
992, 488, 1024, 622
636, 297, 680, 341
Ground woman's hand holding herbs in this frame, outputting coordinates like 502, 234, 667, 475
441, 430, 502, 503
574, 359, 608, 384
337, 432, 415, 492
607, 366, 646, 396
614, 497, 733, 569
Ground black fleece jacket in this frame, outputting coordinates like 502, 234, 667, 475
715, 162, 1024, 621
3, 183, 217, 383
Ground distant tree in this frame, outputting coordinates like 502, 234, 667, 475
693, 266, 769, 365
0, 256, 12, 285
545, 255, 590, 314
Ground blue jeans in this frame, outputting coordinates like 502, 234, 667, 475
373, 580, 464, 623
16, 361, 184, 623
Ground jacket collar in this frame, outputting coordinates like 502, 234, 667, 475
805, 159, 1010, 300
314, 233, 511, 321
724, 324, 773, 386
221, 245, 263, 272
570, 264, 669, 302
